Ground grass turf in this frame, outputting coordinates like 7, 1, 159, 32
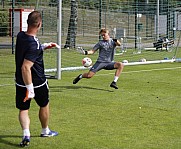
0, 62, 181, 149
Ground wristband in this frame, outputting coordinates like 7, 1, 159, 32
26, 83, 34, 91
41, 43, 48, 50
85, 51, 88, 55
113, 39, 117, 42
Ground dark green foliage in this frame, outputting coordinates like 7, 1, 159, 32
49, 0, 71, 7
0, 10, 8, 36
49, 0, 57, 7
15, 0, 29, 5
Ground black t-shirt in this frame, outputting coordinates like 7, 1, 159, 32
15, 31, 46, 86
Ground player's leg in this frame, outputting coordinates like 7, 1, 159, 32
34, 81, 58, 137
19, 110, 30, 132
105, 62, 124, 89
82, 71, 95, 78
16, 85, 31, 147
73, 61, 102, 84
39, 104, 58, 137
39, 103, 49, 131
114, 62, 124, 79
19, 110, 30, 129
111, 61, 124, 89
39, 103, 58, 137
73, 71, 95, 84
19, 110, 31, 147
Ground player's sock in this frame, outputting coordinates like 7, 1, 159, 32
41, 127, 51, 135
79, 74, 83, 79
23, 129, 30, 138
113, 76, 119, 82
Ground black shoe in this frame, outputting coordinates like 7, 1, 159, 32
73, 74, 82, 84
20, 136, 30, 147
110, 81, 118, 89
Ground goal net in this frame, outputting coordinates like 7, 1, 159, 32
49, 1, 181, 79
6, 1, 181, 79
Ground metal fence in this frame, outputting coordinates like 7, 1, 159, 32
0, 0, 181, 79
1, 1, 181, 49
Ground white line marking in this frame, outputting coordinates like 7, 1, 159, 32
96, 66, 181, 76
123, 66, 181, 74
1, 67, 181, 86
0, 84, 14, 87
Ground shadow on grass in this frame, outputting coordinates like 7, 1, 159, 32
0, 135, 20, 148
50, 85, 114, 92
0, 135, 41, 148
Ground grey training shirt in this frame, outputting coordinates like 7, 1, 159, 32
93, 38, 116, 63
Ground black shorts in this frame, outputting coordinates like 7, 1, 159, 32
16, 80, 49, 110
90, 61, 116, 73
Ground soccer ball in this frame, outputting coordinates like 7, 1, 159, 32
122, 60, 128, 63
139, 58, 146, 62
82, 57, 92, 67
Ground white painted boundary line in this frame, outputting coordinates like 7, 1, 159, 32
1, 67, 181, 86
123, 59, 175, 66
96, 66, 181, 77
122, 66, 181, 74
0, 84, 14, 87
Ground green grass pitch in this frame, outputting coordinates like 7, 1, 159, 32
0, 51, 181, 148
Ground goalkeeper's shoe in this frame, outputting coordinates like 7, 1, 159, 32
40, 130, 58, 137
110, 81, 118, 89
73, 74, 82, 84
19, 136, 30, 147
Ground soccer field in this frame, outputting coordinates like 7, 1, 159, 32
0, 62, 181, 149
1, 0, 181, 148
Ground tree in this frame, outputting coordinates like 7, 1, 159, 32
0, 11, 8, 36
64, 0, 78, 48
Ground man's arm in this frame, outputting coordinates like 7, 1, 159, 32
86, 49, 95, 55
77, 47, 96, 55
113, 39, 121, 46
41, 42, 60, 50
22, 59, 34, 85
21, 59, 35, 102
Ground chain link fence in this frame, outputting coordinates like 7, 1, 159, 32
0, 0, 181, 80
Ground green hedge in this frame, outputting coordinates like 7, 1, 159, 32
0, 10, 8, 36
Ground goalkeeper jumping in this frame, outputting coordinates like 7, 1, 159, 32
73, 28, 124, 89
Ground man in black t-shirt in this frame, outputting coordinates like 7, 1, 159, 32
15, 11, 58, 147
